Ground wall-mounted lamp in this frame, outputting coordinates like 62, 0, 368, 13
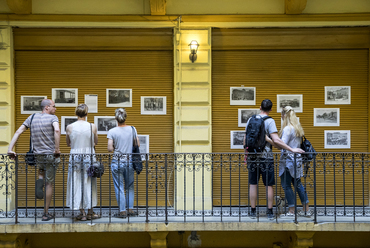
189, 40, 199, 63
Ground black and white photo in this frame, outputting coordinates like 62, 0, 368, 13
21, 96, 47, 114
230, 131, 245, 149
314, 108, 340, 126
277, 94, 303, 113
141, 96, 166, 115
52, 88, 78, 107
84, 94, 98, 113
230, 87, 256, 105
61, 116, 78, 135
238, 109, 259, 127
106, 89, 132, 107
138, 135, 149, 160
94, 116, 117, 134
325, 86, 351, 105
324, 130, 350, 149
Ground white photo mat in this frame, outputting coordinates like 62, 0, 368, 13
21, 96, 47, 114
238, 109, 260, 127
61, 116, 78, 135
84, 94, 98, 113
141, 96, 167, 115
94, 116, 117, 134
314, 108, 340, 127
324, 130, 351, 149
106, 89, 132, 107
138, 135, 149, 160
52, 88, 78, 107
230, 87, 256, 106
277, 94, 303, 113
325, 86, 351, 105
230, 131, 245, 149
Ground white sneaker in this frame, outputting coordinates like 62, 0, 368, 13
280, 212, 295, 218
298, 210, 312, 217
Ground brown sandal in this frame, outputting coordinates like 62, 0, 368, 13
76, 214, 87, 221
87, 212, 100, 220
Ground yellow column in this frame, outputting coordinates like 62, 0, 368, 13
149, 232, 169, 248
174, 28, 212, 212
0, 26, 15, 213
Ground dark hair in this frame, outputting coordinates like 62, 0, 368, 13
40, 99, 52, 110
75, 104, 88, 118
261, 99, 273, 112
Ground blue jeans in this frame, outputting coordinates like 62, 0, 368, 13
111, 160, 134, 212
280, 168, 309, 208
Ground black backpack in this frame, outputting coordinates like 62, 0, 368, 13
245, 115, 272, 153
301, 136, 316, 162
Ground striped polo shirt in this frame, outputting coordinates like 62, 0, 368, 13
23, 113, 59, 154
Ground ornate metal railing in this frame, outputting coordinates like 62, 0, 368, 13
0, 153, 369, 224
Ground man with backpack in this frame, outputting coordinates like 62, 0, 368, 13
244, 99, 304, 219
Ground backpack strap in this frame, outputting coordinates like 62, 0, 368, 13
261, 116, 272, 121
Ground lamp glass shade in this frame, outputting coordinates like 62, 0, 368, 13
189, 40, 199, 52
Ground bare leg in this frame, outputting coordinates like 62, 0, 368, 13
249, 185, 257, 208
44, 182, 53, 214
267, 186, 274, 209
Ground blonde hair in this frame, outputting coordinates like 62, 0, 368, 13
115, 108, 127, 123
279, 106, 304, 138
75, 104, 88, 118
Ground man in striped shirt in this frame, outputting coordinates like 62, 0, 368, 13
8, 99, 60, 221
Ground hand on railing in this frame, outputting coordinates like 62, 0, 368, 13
7, 150, 16, 160
291, 148, 305, 153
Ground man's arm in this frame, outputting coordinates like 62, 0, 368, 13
270, 133, 304, 153
92, 124, 98, 146
53, 122, 61, 155
7, 125, 27, 157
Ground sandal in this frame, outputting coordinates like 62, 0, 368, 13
128, 210, 137, 217
115, 212, 127, 219
76, 214, 87, 221
42, 213, 54, 221
87, 212, 100, 220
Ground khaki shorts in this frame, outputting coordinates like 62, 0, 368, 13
36, 155, 60, 183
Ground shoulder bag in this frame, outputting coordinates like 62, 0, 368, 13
25, 114, 36, 166
131, 126, 142, 175
87, 123, 105, 178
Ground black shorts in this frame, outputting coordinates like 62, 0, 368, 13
247, 156, 275, 186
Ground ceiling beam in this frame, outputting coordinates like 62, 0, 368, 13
285, 0, 307, 14
150, 0, 166, 15
6, 0, 32, 14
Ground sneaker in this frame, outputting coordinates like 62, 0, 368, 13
298, 210, 312, 217
280, 212, 295, 218
249, 211, 257, 219
267, 212, 275, 220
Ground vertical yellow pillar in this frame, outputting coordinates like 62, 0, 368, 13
0, 26, 15, 212
149, 232, 169, 248
174, 29, 212, 212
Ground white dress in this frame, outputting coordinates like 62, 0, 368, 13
66, 121, 97, 210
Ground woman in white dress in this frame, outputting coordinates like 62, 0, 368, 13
66, 104, 99, 221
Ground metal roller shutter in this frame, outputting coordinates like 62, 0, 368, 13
212, 42, 368, 206
14, 29, 174, 208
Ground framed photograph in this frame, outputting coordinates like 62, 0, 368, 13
325, 86, 351, 105
324, 130, 350, 149
52, 88, 78, 107
138, 135, 149, 160
141, 96, 166, 115
84, 94, 98, 113
277, 94, 303, 113
94, 116, 117, 134
21, 96, 47, 114
314, 108, 340, 126
230, 131, 245, 149
281, 117, 299, 128
230, 87, 256, 105
106, 89, 132, 107
61, 116, 78, 135
238, 109, 259, 127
